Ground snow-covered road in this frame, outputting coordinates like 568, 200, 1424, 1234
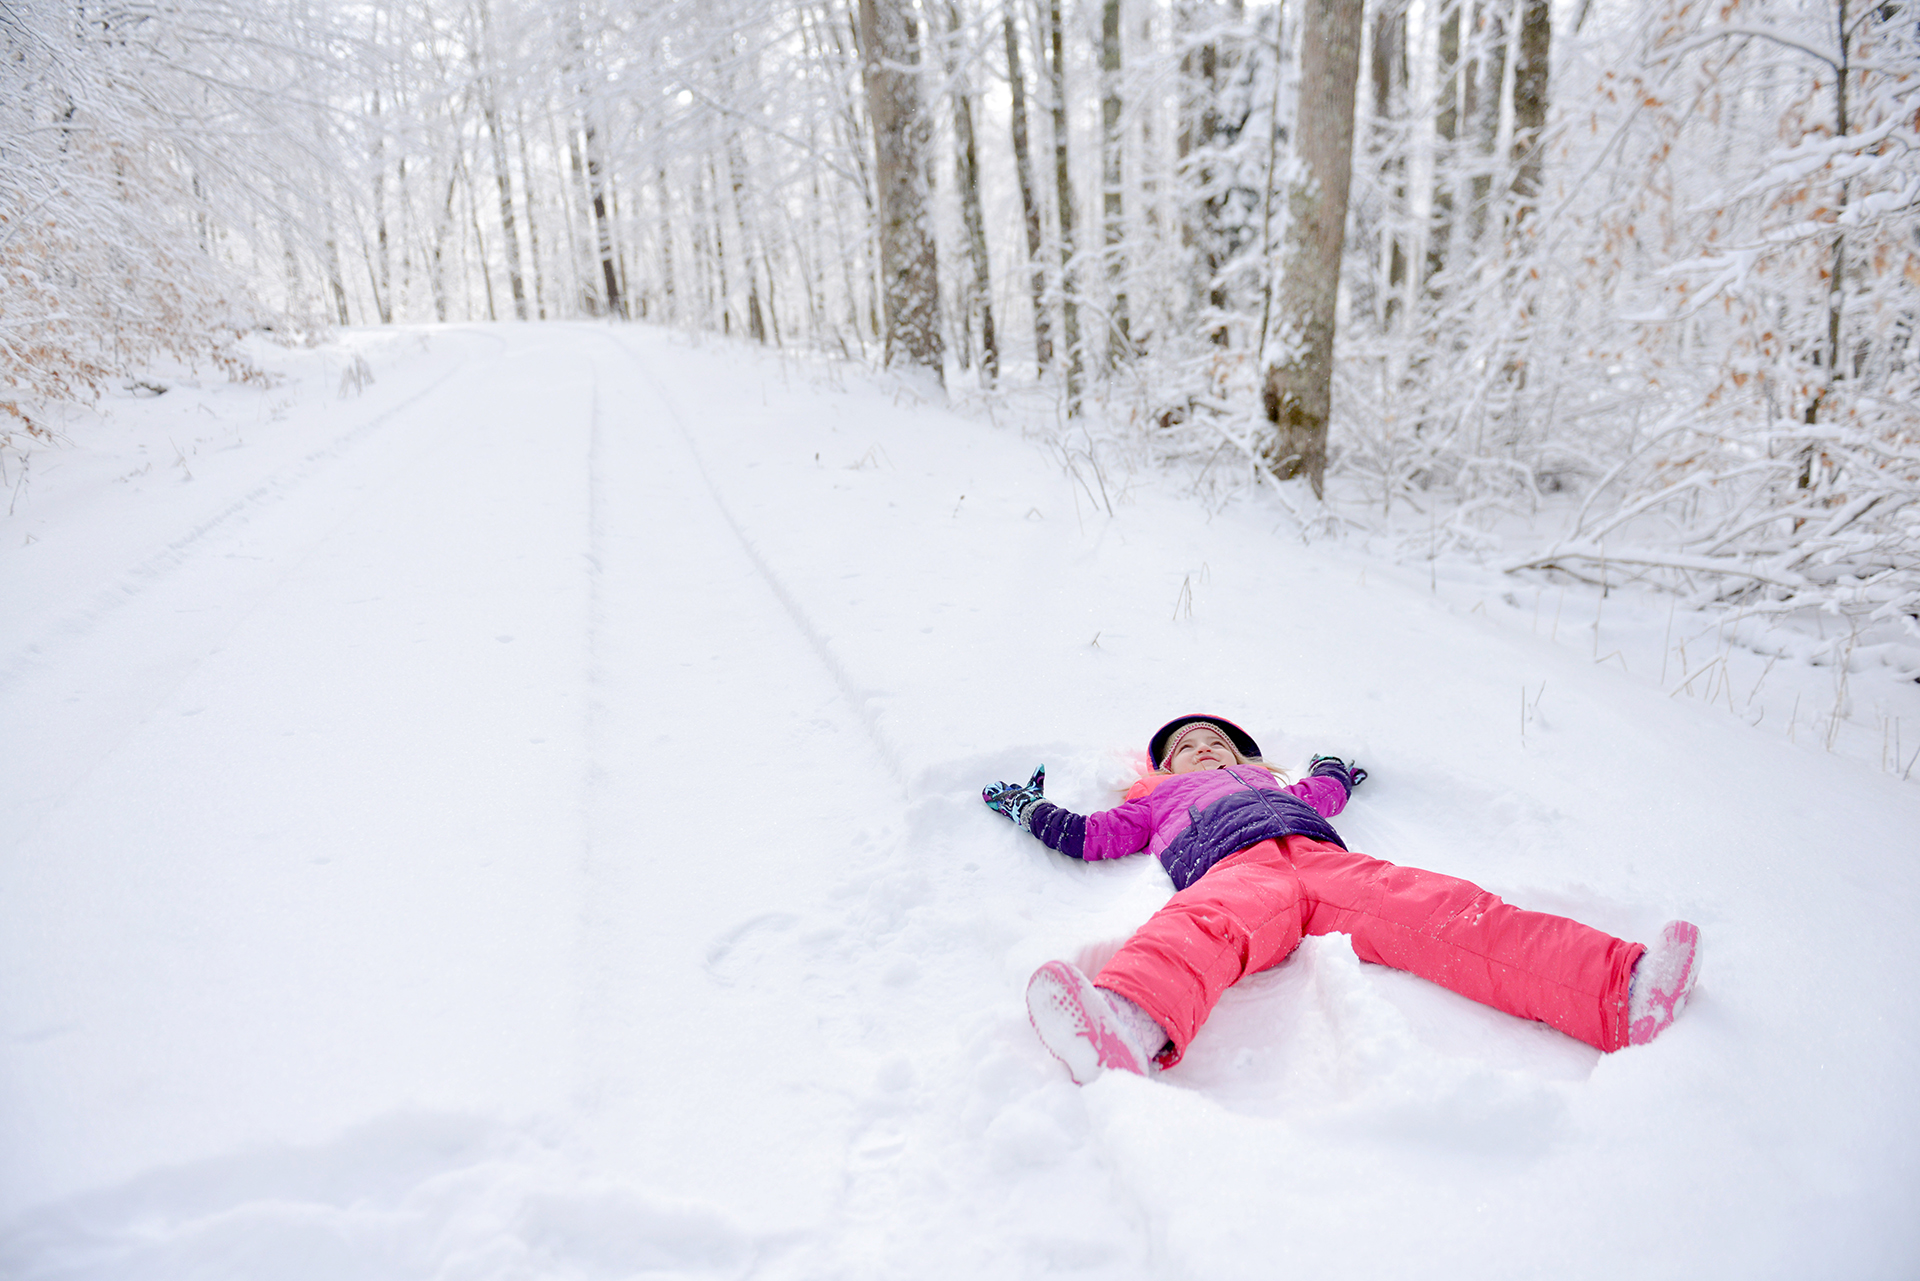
3, 324, 1917, 1279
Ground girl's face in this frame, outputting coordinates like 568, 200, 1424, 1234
1167, 727, 1238, 774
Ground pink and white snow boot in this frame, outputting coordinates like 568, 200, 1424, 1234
1627, 920, 1702, 1047
1025, 960, 1163, 1084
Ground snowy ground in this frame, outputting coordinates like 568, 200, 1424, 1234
3, 323, 1917, 1280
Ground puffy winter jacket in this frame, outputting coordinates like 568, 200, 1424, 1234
1026, 765, 1352, 891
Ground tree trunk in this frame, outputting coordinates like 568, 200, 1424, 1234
396, 155, 415, 317
482, 111, 526, 319
726, 137, 769, 343
657, 166, 677, 323
515, 107, 547, 318
564, 10, 623, 320
277, 188, 304, 315
544, 112, 584, 315
1046, 0, 1082, 408
461, 148, 498, 321
565, 129, 596, 314
1260, 0, 1363, 497
1468, 0, 1508, 244
432, 168, 457, 322
946, 0, 998, 383
1429, 0, 1462, 282
475, 0, 529, 320
581, 107, 624, 318
1100, 0, 1127, 362
1004, 1, 1051, 371
325, 226, 352, 325
371, 88, 393, 323
1807, 0, 1853, 437
1510, 0, 1549, 218
1177, 0, 1239, 345
1370, 0, 1408, 326
706, 158, 733, 334
860, 0, 944, 377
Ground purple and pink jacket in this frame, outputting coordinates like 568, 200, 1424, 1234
1025, 763, 1353, 890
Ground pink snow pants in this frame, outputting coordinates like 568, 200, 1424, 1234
1095, 836, 1644, 1066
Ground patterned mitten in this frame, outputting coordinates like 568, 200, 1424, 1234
1309, 755, 1368, 792
983, 766, 1047, 830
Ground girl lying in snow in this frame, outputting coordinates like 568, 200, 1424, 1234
983, 714, 1701, 1084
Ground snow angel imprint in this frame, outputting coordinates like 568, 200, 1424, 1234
982, 714, 1702, 1083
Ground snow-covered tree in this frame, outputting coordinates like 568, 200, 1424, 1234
861, 0, 945, 376
1260, 0, 1364, 497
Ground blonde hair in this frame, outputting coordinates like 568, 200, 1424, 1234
1153, 752, 1291, 783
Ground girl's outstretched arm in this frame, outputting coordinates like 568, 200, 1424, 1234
1024, 799, 1089, 858
981, 767, 1152, 862
1032, 795, 1157, 861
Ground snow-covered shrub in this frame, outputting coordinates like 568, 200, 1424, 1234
1506, 0, 1920, 634
1, 2, 278, 437
1325, 0, 1918, 642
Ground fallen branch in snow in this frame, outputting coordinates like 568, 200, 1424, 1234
1506, 544, 1810, 592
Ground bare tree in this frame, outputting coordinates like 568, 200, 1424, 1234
475, 0, 530, 319
725, 132, 770, 343
1100, 0, 1127, 362
1468, 0, 1507, 244
1368, 0, 1409, 327
945, 0, 998, 382
1259, 0, 1363, 496
515, 107, 548, 317
582, 105, 623, 318
1046, 0, 1082, 408
1510, 0, 1549, 218
1004, 0, 1051, 371
1427, 0, 1463, 281
1175, 0, 1246, 347
566, 8, 623, 319
859, 0, 944, 376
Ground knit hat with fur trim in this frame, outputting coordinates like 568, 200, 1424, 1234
1148, 714, 1262, 770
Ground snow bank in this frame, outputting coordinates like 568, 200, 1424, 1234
3, 324, 1916, 1279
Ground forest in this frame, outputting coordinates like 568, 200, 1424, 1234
3, 0, 1917, 650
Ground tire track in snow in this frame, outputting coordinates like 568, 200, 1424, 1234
560, 330, 911, 1237
600, 328, 909, 787
572, 364, 619, 1121
582, 332, 1149, 1272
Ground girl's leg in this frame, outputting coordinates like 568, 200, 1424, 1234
1094, 841, 1304, 1067
1283, 835, 1644, 1051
